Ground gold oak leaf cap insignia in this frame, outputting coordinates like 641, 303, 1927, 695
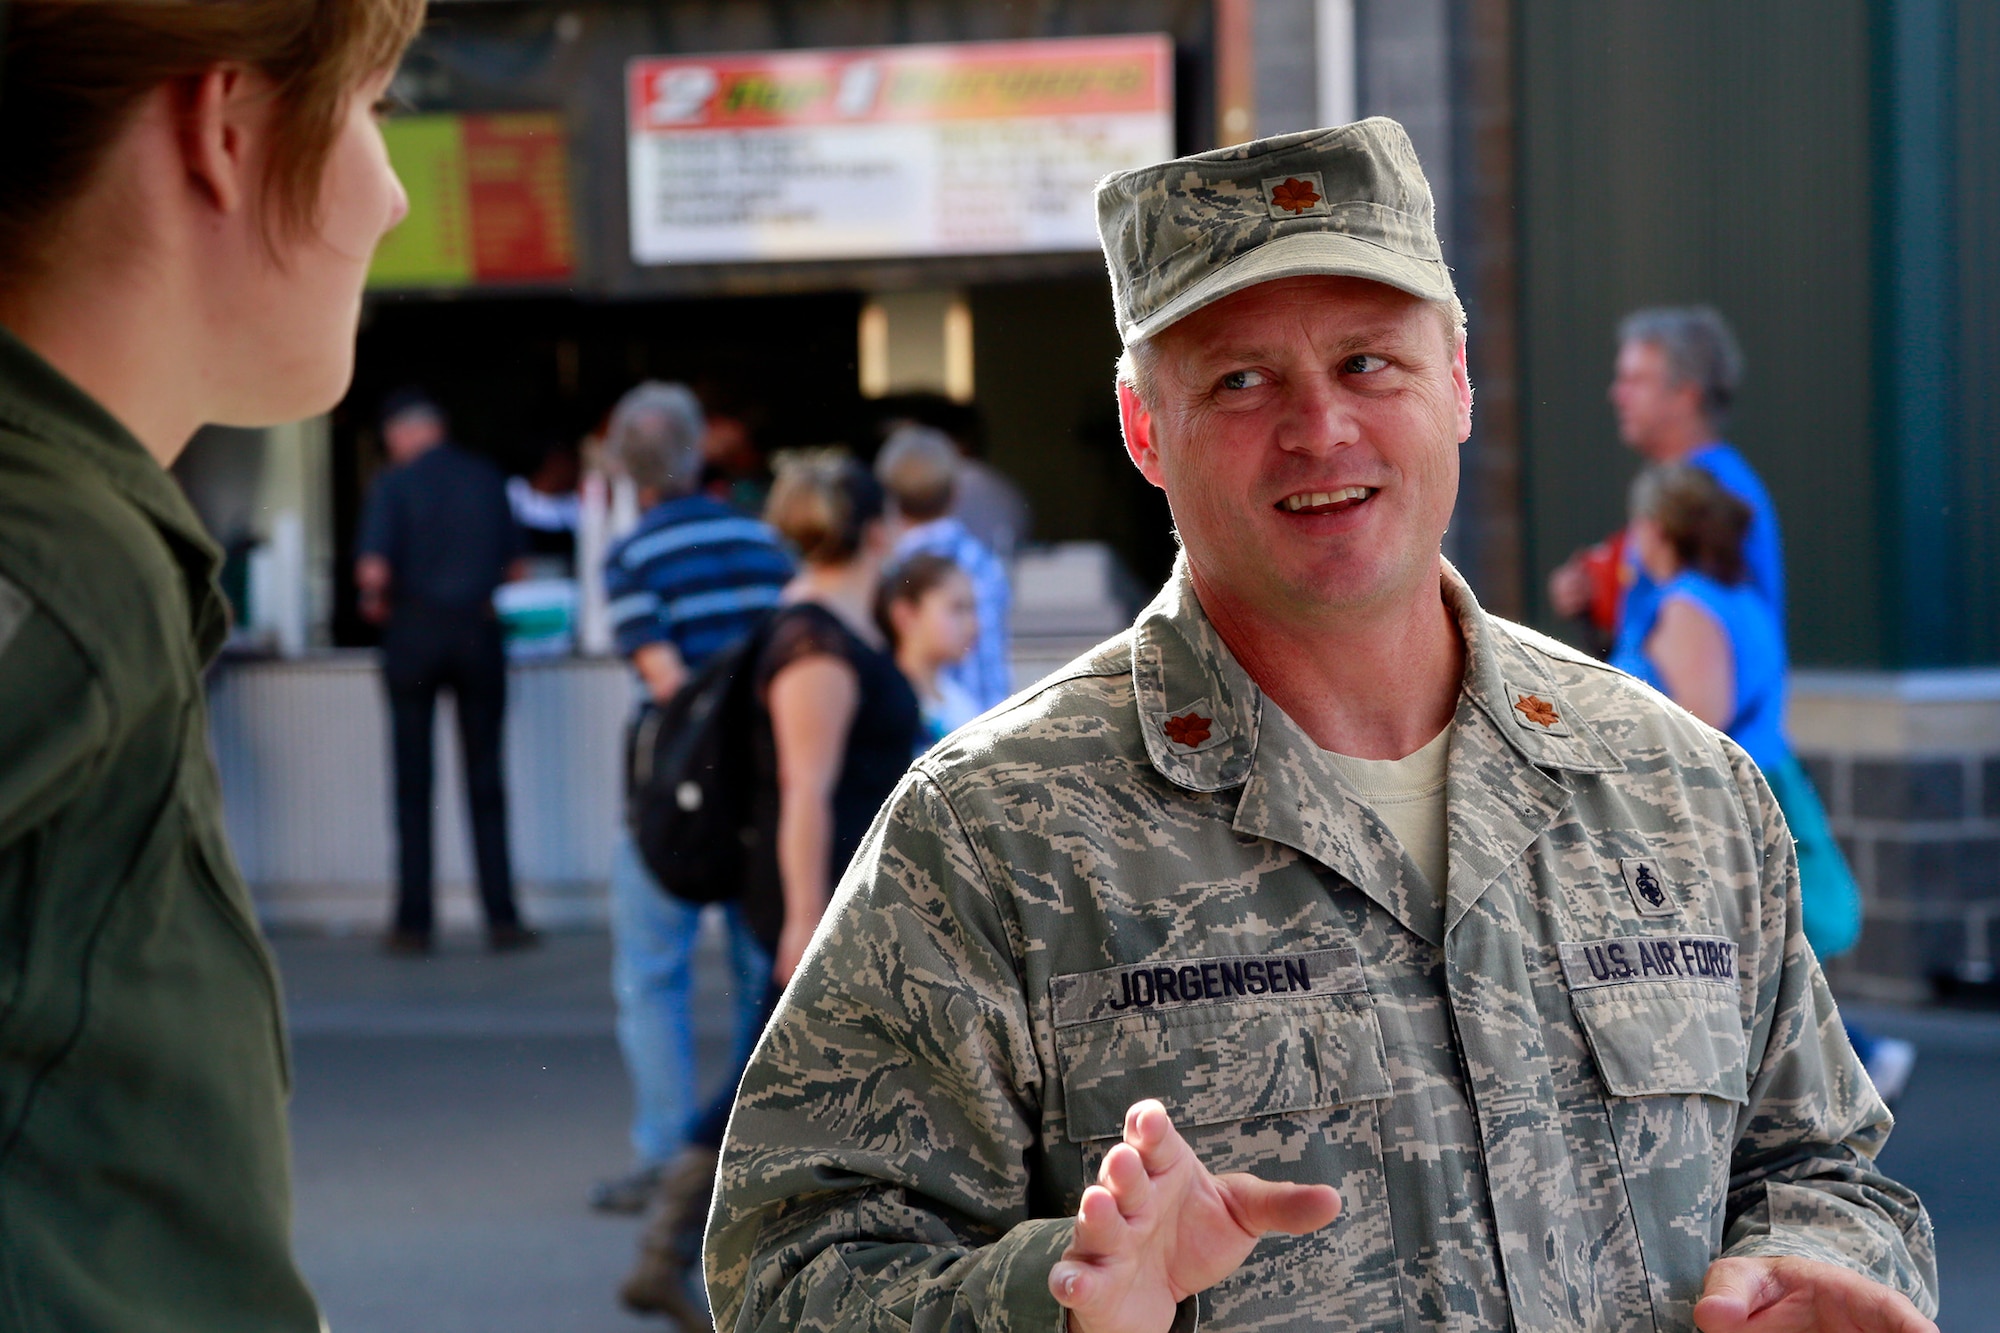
1269, 176, 1322, 215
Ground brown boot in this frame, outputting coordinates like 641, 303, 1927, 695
618, 1147, 719, 1329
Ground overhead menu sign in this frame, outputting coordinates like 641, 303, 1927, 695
369, 112, 576, 288
626, 35, 1174, 265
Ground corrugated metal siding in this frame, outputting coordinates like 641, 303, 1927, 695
1518, 0, 1881, 665
207, 654, 631, 929
1956, 0, 2000, 663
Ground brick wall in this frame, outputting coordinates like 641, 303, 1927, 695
1792, 673, 2000, 1000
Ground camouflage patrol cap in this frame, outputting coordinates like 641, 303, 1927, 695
1095, 118, 1455, 345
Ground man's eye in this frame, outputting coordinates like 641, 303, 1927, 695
1343, 354, 1391, 375
1218, 369, 1268, 391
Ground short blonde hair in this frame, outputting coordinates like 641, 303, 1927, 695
0, 0, 426, 282
765, 451, 886, 567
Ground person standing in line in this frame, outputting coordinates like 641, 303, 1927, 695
1549, 307, 1781, 643
0, 2, 422, 1328
593, 381, 795, 1228
356, 390, 536, 954
619, 451, 919, 1324
878, 552, 983, 753
876, 424, 1014, 711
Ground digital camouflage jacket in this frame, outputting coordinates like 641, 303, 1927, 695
708, 558, 1937, 1333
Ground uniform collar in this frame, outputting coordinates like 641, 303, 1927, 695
1131, 555, 1621, 793
1129, 555, 1262, 793
1133, 558, 1624, 943
0, 322, 229, 658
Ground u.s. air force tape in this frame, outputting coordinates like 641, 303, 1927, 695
1559, 935, 1739, 990
1050, 946, 1364, 1028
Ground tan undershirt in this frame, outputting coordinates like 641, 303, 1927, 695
1321, 723, 1454, 896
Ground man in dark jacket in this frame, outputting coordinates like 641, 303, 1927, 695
357, 390, 535, 952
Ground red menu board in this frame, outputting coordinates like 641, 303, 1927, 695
369, 112, 576, 288
465, 114, 577, 281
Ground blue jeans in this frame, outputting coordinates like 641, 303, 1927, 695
609, 835, 771, 1167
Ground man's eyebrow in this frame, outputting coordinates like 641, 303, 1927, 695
1181, 322, 1425, 373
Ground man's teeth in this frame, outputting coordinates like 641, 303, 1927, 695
1283, 487, 1372, 512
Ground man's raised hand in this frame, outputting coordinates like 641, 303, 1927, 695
1048, 1099, 1341, 1333
1695, 1257, 1937, 1333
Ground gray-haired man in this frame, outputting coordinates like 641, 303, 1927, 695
707, 123, 1936, 1333
591, 383, 792, 1262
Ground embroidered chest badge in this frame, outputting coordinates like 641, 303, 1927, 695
1163, 711, 1213, 748
1262, 172, 1329, 219
1619, 857, 1678, 917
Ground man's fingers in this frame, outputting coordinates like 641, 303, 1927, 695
1124, 1099, 1191, 1176
1049, 1258, 1093, 1310
1855, 1281, 1939, 1333
1695, 1257, 1938, 1333
1097, 1141, 1154, 1217
1068, 1183, 1132, 1258
1216, 1173, 1342, 1238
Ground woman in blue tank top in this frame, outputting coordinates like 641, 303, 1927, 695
1610, 466, 1789, 768
1611, 464, 1862, 963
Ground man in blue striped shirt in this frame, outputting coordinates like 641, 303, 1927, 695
593, 382, 794, 1226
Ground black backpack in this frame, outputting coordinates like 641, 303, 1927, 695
626, 615, 772, 904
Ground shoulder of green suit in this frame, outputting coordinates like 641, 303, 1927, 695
0, 347, 230, 715
1094, 117, 1457, 345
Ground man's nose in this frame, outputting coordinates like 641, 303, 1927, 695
1277, 380, 1359, 455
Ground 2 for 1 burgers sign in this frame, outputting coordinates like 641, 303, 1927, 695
625, 35, 1174, 265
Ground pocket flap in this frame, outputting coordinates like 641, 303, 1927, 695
1570, 981, 1748, 1102
1054, 991, 1391, 1142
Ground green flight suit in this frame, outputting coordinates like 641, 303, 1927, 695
707, 557, 1937, 1333
0, 327, 320, 1331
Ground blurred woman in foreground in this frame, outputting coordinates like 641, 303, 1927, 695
0, 4, 419, 1328
1613, 467, 1909, 1095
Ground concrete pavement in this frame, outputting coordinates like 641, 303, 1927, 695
279, 927, 743, 1333
274, 932, 2000, 1332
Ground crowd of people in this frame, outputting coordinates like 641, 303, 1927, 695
0, 5, 1941, 1333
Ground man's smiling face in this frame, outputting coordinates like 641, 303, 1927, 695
1120, 274, 1471, 630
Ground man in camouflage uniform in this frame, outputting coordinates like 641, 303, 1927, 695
706, 120, 1938, 1333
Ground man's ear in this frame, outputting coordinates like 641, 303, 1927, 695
1450, 334, 1473, 444
1117, 380, 1167, 490
178, 65, 261, 216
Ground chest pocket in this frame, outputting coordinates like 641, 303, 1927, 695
1563, 936, 1750, 1327
1562, 935, 1749, 1102
1050, 946, 1392, 1142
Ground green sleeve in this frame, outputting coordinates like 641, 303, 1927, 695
707, 769, 1078, 1333
1720, 742, 1938, 1315
0, 575, 109, 853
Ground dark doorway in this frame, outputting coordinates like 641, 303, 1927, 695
331, 291, 865, 646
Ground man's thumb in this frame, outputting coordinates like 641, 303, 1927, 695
1694, 1258, 1781, 1332
1217, 1175, 1341, 1237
